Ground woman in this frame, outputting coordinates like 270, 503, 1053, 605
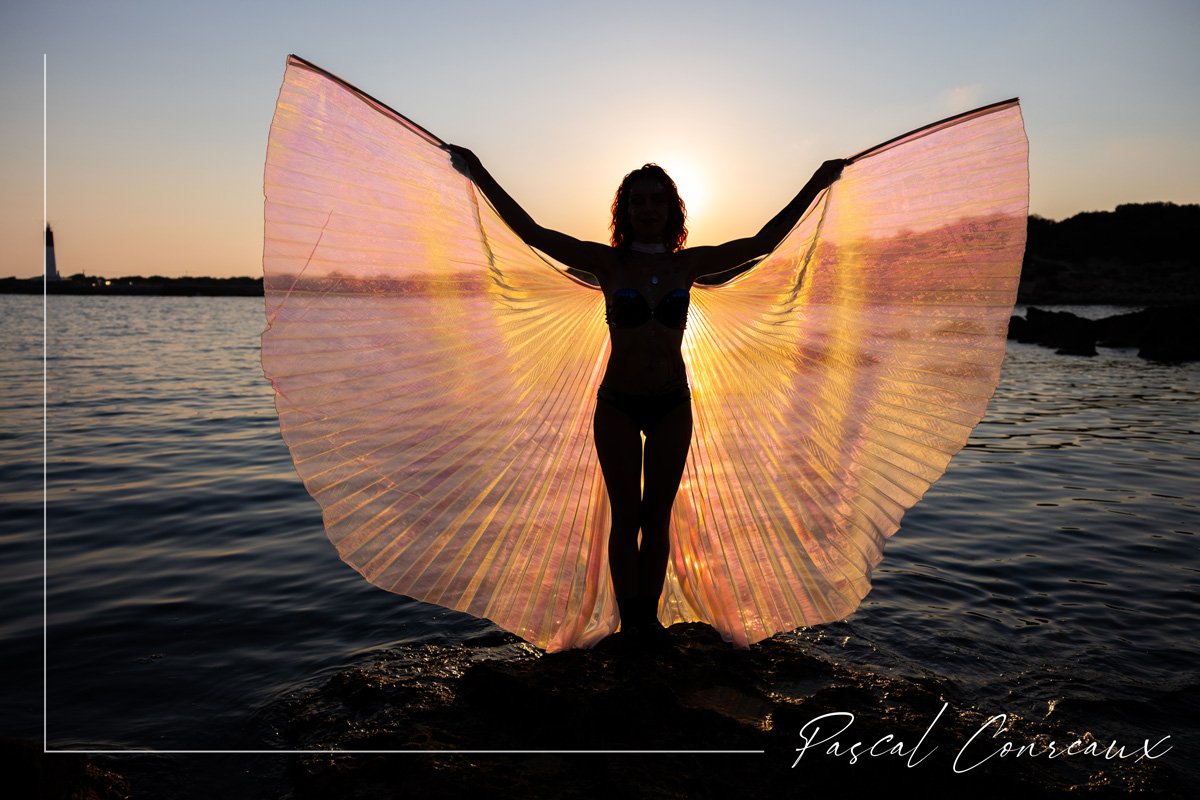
447, 146, 846, 638
265, 57, 1027, 652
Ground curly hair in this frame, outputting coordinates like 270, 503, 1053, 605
609, 164, 688, 252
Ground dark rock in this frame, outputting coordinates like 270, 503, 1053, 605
1090, 305, 1200, 362
1094, 308, 1152, 347
1019, 308, 1097, 356
1133, 306, 1200, 362
234, 625, 1188, 799
1011, 305, 1198, 362
26, 626, 1187, 798
1006, 314, 1028, 341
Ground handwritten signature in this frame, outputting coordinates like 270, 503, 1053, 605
790, 703, 1172, 772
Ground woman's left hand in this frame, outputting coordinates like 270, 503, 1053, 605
445, 143, 480, 177
811, 159, 847, 190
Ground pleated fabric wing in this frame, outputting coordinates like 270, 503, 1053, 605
262, 55, 1028, 651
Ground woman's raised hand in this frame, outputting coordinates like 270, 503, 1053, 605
811, 158, 848, 191
445, 143, 480, 177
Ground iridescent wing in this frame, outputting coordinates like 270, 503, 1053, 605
670, 101, 1028, 645
263, 56, 616, 650
262, 55, 1027, 650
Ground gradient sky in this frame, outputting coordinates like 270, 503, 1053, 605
2, 0, 1197, 278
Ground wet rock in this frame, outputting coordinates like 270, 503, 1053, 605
1013, 308, 1097, 356
1098, 305, 1200, 362
1010, 305, 1199, 362
246, 624, 1187, 799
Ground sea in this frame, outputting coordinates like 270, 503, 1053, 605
1, 294, 1196, 790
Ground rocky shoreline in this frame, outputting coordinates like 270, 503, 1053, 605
8, 625, 1188, 798
1008, 306, 1199, 362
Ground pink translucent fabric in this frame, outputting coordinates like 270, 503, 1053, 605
262, 55, 1028, 651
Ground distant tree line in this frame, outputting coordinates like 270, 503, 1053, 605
1020, 202, 1199, 304
6, 203, 1196, 305
1026, 202, 1198, 263
0, 274, 263, 296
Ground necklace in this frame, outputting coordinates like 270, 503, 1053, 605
630, 241, 666, 285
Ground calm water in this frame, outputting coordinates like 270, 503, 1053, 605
1, 295, 1196, 772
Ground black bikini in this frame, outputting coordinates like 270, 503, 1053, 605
596, 382, 690, 434
597, 287, 692, 433
605, 287, 690, 330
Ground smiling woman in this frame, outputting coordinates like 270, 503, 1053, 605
261, 55, 1027, 652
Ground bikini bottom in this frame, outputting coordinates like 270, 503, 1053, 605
596, 382, 691, 435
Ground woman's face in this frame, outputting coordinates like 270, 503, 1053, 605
627, 178, 671, 241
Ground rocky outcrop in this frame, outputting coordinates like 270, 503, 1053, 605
245, 625, 1183, 798
9, 625, 1187, 798
1008, 308, 1098, 356
1009, 306, 1200, 362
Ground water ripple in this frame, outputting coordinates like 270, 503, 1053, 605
1, 296, 1196, 775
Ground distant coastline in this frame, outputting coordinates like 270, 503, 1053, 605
1019, 202, 1198, 305
1, 275, 262, 297
8, 203, 1197, 306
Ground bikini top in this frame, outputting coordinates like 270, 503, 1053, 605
605, 287, 690, 330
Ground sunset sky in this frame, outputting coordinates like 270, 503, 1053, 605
2, 0, 1197, 278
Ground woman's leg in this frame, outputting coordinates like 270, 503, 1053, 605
593, 397, 644, 623
638, 400, 693, 620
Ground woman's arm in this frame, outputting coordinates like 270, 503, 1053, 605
687, 159, 846, 281
447, 145, 611, 277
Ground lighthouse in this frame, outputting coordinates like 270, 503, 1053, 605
45, 224, 60, 282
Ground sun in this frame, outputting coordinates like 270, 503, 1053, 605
658, 155, 708, 223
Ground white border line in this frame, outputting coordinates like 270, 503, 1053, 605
34, 52, 762, 758
42, 51, 49, 756
55, 750, 765, 755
